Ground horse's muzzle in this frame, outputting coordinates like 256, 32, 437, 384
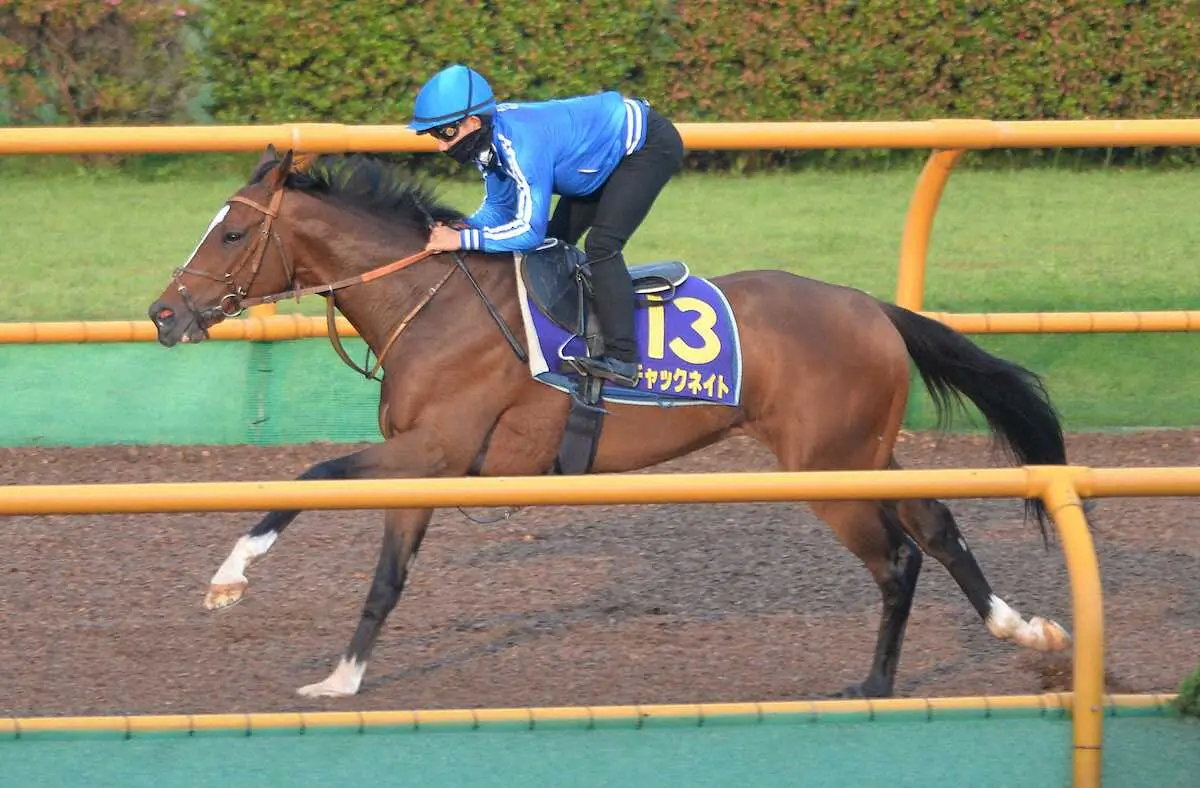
149, 300, 209, 347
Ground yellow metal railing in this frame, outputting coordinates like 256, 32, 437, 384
5, 118, 1200, 155
897, 148, 967, 310
2, 310, 1198, 345
0, 692, 1176, 737
2, 464, 1199, 786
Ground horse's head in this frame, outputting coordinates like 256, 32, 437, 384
149, 146, 300, 346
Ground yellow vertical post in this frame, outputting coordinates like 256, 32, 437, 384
1041, 476, 1105, 788
896, 149, 966, 311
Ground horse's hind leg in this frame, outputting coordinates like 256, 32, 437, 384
809, 499, 923, 698
894, 492, 1071, 652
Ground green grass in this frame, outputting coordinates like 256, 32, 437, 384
1178, 660, 1200, 718
0, 162, 1197, 430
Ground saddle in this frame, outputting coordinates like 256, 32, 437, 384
520, 238, 689, 339
518, 238, 690, 477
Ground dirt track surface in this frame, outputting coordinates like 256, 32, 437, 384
1, 430, 1197, 717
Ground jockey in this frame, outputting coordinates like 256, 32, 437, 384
410, 64, 685, 388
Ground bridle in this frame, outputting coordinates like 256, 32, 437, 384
170, 189, 294, 328
169, 186, 446, 380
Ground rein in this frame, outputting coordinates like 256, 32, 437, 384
238, 246, 437, 309
324, 263, 456, 381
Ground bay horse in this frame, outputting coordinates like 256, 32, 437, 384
148, 147, 1071, 699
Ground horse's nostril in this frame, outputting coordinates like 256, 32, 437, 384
152, 306, 175, 326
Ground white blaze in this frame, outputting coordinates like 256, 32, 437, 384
182, 204, 231, 267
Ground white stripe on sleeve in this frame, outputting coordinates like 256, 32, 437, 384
481, 133, 535, 243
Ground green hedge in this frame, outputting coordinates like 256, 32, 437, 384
1178, 660, 1200, 718
195, 1, 1200, 169
199, 2, 1200, 124
6, 2, 1200, 169
0, 1, 202, 126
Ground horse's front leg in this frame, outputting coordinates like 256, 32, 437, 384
206, 453, 363, 609
296, 506, 431, 698
293, 423, 470, 698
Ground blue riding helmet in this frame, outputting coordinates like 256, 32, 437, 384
410, 65, 496, 132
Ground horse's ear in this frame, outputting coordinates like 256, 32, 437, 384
291, 152, 315, 173
257, 144, 279, 169
262, 148, 294, 191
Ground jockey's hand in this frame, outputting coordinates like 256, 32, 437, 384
425, 224, 462, 252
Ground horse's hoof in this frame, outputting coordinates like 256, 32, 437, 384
204, 581, 247, 610
296, 680, 356, 699
1029, 617, 1073, 652
296, 658, 366, 698
986, 596, 1073, 652
829, 681, 890, 700
829, 684, 867, 700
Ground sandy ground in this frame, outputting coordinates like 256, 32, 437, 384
1, 429, 1197, 716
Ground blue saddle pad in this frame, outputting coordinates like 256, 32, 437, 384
514, 255, 743, 407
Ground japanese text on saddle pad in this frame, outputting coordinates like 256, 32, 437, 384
557, 279, 742, 406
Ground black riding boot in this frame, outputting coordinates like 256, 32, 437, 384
575, 255, 641, 387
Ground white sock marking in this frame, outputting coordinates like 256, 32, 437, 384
985, 595, 1025, 639
297, 657, 367, 698
210, 532, 278, 585
985, 594, 1071, 651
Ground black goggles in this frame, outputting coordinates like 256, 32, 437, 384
423, 122, 461, 142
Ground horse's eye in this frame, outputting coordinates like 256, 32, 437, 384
223, 231, 245, 244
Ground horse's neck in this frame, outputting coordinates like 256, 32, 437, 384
292, 222, 435, 353
293, 227, 516, 360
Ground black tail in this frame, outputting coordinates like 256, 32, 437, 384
880, 301, 1066, 539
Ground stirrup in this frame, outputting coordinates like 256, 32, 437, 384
567, 355, 642, 387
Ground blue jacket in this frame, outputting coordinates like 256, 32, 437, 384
457, 92, 649, 253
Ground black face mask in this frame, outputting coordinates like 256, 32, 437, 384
447, 118, 494, 166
